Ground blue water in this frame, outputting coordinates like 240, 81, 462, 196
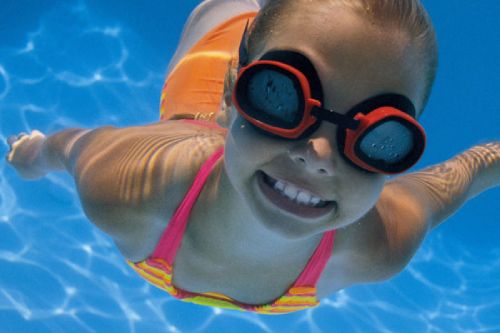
0, 1, 499, 332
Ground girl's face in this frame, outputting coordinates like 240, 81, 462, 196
224, 6, 427, 238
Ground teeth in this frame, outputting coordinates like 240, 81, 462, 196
268, 175, 326, 207
284, 184, 299, 200
310, 197, 321, 205
275, 181, 286, 192
296, 191, 312, 204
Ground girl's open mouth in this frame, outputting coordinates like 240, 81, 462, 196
256, 171, 337, 219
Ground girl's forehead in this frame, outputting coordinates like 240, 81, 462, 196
261, 7, 426, 113
267, 6, 406, 57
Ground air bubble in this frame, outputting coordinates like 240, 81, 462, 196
383, 137, 394, 145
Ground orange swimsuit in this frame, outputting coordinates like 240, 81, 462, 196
159, 11, 257, 122
128, 10, 336, 314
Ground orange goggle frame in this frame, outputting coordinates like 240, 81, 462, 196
232, 60, 426, 174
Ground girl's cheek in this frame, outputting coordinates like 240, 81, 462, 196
339, 166, 385, 214
228, 117, 290, 163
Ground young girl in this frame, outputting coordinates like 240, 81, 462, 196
6, 0, 499, 314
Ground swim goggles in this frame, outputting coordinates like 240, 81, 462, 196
232, 47, 426, 174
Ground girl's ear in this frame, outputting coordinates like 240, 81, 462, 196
216, 94, 233, 128
217, 20, 250, 129
217, 54, 239, 128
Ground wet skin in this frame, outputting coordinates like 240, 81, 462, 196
221, 7, 428, 299
225, 5, 429, 234
6, 7, 500, 305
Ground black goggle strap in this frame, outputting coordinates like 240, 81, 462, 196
311, 93, 416, 131
238, 20, 251, 69
311, 106, 360, 130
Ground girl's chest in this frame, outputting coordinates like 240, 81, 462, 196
170, 236, 319, 305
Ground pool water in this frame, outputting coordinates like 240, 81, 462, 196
0, 1, 499, 332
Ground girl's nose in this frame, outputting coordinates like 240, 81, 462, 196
289, 137, 337, 176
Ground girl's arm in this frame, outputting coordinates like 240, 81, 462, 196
360, 142, 500, 277
389, 142, 499, 230
7, 129, 89, 179
6, 122, 225, 260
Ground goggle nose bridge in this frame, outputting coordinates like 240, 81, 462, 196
310, 105, 361, 130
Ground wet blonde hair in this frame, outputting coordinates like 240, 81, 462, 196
219, 0, 438, 125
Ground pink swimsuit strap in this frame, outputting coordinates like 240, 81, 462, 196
152, 147, 224, 262
293, 229, 335, 287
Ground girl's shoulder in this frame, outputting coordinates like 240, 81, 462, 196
317, 185, 429, 296
76, 120, 225, 262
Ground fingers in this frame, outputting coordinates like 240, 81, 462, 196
7, 132, 28, 147
6, 130, 45, 163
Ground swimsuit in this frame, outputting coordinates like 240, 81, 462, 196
128, 1, 336, 314
160, 10, 257, 122
128, 146, 336, 314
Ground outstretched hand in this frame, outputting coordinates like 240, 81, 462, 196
6, 130, 48, 179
